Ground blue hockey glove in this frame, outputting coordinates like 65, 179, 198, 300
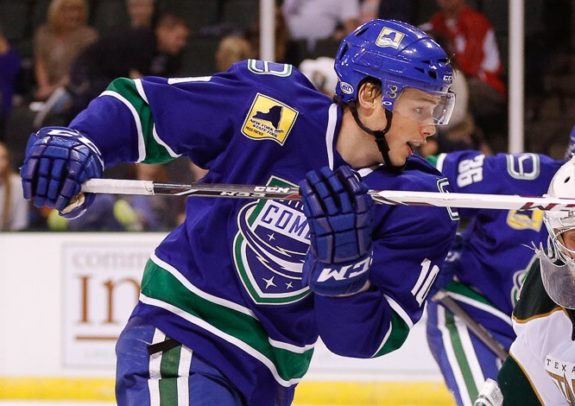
20, 126, 104, 219
299, 166, 374, 296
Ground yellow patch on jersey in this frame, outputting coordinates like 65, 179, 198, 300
241, 93, 298, 145
506, 209, 544, 231
375, 27, 405, 49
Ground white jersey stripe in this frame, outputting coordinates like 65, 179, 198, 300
177, 346, 193, 406
448, 291, 512, 327
438, 306, 472, 406
139, 293, 301, 387
326, 103, 337, 170
148, 328, 165, 406
134, 79, 180, 159
455, 313, 485, 403
151, 253, 257, 318
101, 90, 146, 162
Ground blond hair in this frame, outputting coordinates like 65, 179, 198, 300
47, 0, 89, 32
216, 35, 254, 72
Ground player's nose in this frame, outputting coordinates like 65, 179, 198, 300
421, 123, 436, 139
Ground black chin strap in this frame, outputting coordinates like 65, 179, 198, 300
348, 101, 405, 173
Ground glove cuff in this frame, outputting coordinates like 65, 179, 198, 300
40, 127, 105, 171
68, 130, 105, 172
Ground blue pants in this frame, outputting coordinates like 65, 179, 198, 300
426, 301, 512, 406
116, 317, 245, 406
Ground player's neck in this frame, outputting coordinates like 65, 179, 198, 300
337, 109, 383, 169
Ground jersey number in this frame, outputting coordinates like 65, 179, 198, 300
457, 155, 485, 187
411, 258, 440, 305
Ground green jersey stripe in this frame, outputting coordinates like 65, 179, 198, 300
445, 310, 479, 403
373, 310, 410, 357
159, 344, 180, 406
134, 78, 179, 159
140, 261, 314, 386
105, 78, 176, 164
446, 281, 512, 326
151, 254, 256, 317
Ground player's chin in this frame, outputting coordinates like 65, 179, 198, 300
388, 151, 410, 167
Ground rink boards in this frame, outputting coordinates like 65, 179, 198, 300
0, 233, 451, 405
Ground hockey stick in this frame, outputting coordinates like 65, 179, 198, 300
78, 178, 575, 211
432, 290, 508, 361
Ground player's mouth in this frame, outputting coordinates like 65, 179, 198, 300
407, 141, 420, 155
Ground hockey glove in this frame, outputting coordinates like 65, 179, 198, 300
20, 126, 104, 219
299, 166, 374, 296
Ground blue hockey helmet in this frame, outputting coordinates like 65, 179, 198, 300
334, 19, 455, 125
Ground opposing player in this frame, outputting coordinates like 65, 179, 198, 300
20, 20, 458, 405
425, 150, 564, 406
475, 156, 575, 405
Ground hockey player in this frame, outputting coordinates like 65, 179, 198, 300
20, 19, 458, 405
475, 156, 575, 405
425, 150, 564, 406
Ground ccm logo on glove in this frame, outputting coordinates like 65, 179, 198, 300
316, 254, 373, 282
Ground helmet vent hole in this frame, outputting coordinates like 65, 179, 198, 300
564, 177, 571, 183
428, 71, 437, 79
337, 44, 349, 61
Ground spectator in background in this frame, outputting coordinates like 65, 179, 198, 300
0, 142, 28, 231
64, 13, 190, 118
0, 27, 21, 142
249, 4, 291, 63
424, 0, 506, 150
215, 34, 255, 72
126, 0, 157, 29
359, 0, 379, 23
282, 0, 360, 51
298, 57, 338, 98
360, 0, 418, 25
33, 0, 98, 102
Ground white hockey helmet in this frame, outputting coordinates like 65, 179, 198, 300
541, 156, 575, 309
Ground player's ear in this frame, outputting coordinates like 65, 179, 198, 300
357, 82, 379, 110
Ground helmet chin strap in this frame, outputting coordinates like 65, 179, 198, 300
349, 102, 405, 173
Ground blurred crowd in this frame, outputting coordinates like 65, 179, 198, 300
0, 0, 572, 231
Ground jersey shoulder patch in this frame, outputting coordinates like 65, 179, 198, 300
241, 92, 298, 145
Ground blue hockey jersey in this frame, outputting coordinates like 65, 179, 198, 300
434, 151, 563, 339
70, 60, 458, 405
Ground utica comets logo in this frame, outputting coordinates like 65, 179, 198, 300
233, 177, 311, 305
